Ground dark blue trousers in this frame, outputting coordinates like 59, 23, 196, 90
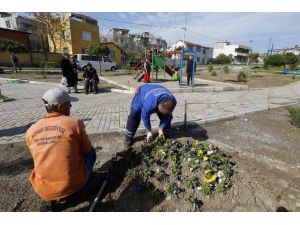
125, 109, 172, 143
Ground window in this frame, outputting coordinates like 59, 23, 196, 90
82, 31, 91, 41
81, 55, 90, 60
197, 47, 201, 52
5, 21, 10, 28
92, 56, 99, 61
197, 57, 200, 63
104, 56, 112, 62
203, 49, 206, 54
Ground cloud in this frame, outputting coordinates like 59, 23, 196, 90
86, 12, 300, 52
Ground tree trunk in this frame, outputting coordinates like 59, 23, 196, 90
49, 33, 57, 53
98, 56, 102, 76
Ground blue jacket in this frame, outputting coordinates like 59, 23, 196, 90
131, 84, 177, 131
186, 59, 196, 74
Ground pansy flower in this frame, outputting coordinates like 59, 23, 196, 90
202, 174, 217, 183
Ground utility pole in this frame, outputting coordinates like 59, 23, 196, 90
249, 40, 253, 51
270, 39, 274, 55
267, 38, 272, 56
182, 20, 187, 45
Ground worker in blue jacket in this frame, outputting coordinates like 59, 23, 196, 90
124, 84, 177, 149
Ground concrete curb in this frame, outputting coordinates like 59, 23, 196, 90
99, 76, 134, 93
99, 76, 249, 93
2, 100, 299, 144
0, 77, 132, 94
85, 100, 300, 137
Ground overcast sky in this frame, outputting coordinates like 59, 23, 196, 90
83, 12, 300, 53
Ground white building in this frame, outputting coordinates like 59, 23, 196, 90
107, 28, 130, 46
0, 13, 48, 52
107, 28, 167, 50
213, 41, 251, 63
169, 40, 213, 65
0, 13, 44, 33
274, 45, 300, 56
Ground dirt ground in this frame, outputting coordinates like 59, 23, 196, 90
0, 106, 299, 212
195, 68, 300, 88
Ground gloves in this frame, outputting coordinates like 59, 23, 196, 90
147, 131, 153, 143
158, 129, 165, 139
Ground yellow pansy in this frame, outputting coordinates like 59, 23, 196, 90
197, 150, 203, 156
202, 175, 217, 183
204, 169, 211, 175
203, 155, 209, 161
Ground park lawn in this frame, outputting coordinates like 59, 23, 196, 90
196, 68, 300, 88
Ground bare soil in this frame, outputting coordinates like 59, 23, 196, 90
196, 69, 300, 88
0, 106, 299, 212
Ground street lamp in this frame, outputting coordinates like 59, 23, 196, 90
249, 40, 253, 51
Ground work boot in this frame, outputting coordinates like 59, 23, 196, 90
124, 134, 134, 151
123, 140, 133, 151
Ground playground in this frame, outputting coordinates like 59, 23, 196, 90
1, 45, 300, 212
100, 73, 248, 93
131, 48, 198, 87
194, 66, 300, 88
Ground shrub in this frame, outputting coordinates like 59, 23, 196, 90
211, 71, 217, 76
40, 61, 59, 78
264, 54, 285, 67
237, 70, 247, 82
224, 65, 229, 74
290, 63, 298, 71
213, 54, 231, 65
208, 63, 213, 72
286, 106, 300, 128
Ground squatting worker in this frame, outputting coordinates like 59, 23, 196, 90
26, 88, 96, 209
124, 84, 177, 149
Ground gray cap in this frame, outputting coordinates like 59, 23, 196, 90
42, 88, 78, 106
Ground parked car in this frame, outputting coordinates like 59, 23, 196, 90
74, 54, 117, 71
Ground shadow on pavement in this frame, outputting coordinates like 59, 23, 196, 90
0, 122, 34, 138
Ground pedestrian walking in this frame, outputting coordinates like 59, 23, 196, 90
11, 52, 21, 73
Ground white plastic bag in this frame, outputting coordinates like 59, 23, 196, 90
59, 77, 68, 87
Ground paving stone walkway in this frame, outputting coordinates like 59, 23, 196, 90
0, 79, 300, 143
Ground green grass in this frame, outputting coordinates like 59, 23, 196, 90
286, 106, 300, 128
254, 65, 300, 73
254, 66, 284, 72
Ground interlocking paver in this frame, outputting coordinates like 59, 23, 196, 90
1, 79, 300, 144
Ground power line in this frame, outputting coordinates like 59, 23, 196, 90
95, 16, 182, 29
187, 29, 220, 42
95, 15, 221, 44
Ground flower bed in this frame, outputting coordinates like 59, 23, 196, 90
127, 138, 235, 211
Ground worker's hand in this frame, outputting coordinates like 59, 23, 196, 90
158, 129, 165, 140
147, 131, 153, 143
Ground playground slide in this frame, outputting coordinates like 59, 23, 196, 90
164, 66, 174, 77
134, 62, 143, 70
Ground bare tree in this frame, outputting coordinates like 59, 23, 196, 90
32, 13, 70, 53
